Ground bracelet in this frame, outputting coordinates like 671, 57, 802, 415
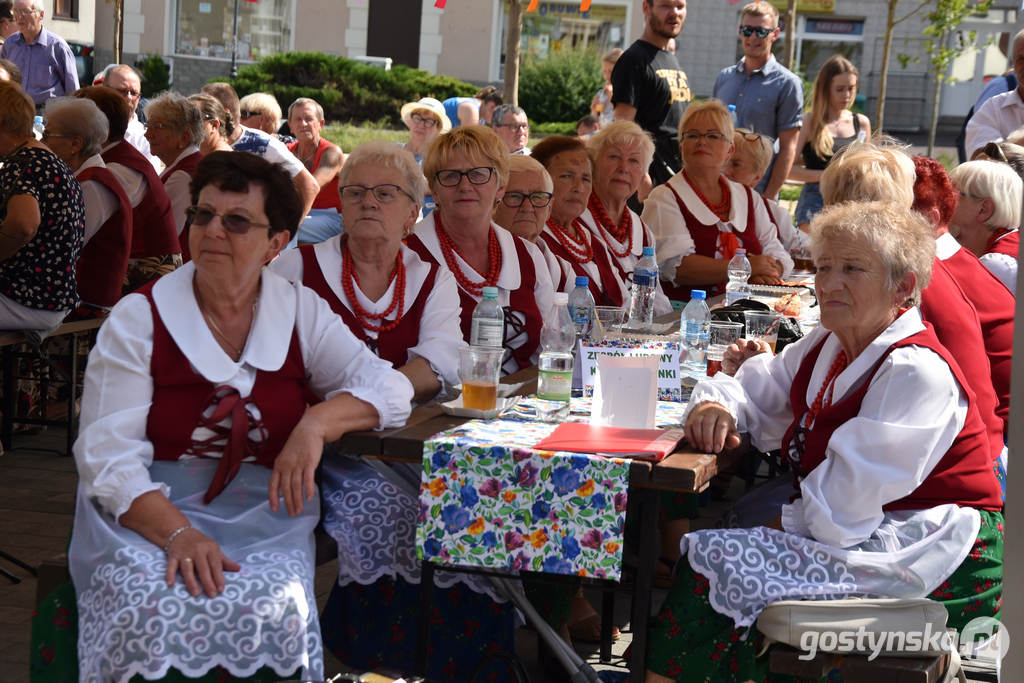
162, 525, 193, 554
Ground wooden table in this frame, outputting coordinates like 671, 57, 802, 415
335, 364, 742, 676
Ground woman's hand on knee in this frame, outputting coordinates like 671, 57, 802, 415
164, 527, 241, 598
269, 410, 327, 517
684, 402, 740, 454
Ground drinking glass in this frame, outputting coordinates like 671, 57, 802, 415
706, 321, 743, 376
743, 310, 783, 353
459, 346, 504, 411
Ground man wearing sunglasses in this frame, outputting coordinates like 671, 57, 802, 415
712, 1, 802, 200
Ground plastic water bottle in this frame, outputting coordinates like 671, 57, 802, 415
470, 286, 504, 347
725, 248, 752, 305
536, 292, 575, 422
33, 115, 45, 140
627, 246, 658, 331
681, 290, 711, 372
727, 104, 739, 129
568, 276, 595, 338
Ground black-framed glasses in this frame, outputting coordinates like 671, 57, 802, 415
185, 206, 272, 234
435, 166, 495, 187
495, 123, 529, 131
410, 113, 438, 127
340, 184, 414, 204
740, 25, 775, 38
681, 130, 727, 143
501, 191, 552, 208
239, 110, 260, 119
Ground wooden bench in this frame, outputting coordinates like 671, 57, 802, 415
0, 317, 105, 455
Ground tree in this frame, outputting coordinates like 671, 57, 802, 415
782, 0, 797, 71
504, 0, 525, 106
875, 0, 929, 132
105, 0, 125, 64
909, 0, 994, 157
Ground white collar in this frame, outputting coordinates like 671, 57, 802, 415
168, 145, 201, 169
151, 262, 297, 382
667, 172, 751, 231
313, 236, 432, 314
75, 154, 106, 175
934, 232, 961, 260
412, 215, 524, 290
997, 89, 1024, 110
579, 205, 646, 257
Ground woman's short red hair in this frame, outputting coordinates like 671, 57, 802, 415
911, 156, 957, 228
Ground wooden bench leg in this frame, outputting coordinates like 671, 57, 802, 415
2, 346, 13, 450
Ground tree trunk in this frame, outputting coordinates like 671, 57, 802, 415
783, 0, 797, 71
875, 0, 898, 132
504, 0, 524, 107
113, 0, 123, 64
928, 69, 942, 158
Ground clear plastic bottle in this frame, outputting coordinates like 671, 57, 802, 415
627, 246, 658, 331
470, 286, 504, 347
725, 248, 752, 305
568, 275, 595, 338
681, 290, 711, 373
536, 292, 575, 422
32, 115, 45, 140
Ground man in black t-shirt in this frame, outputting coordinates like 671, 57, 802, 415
611, 0, 691, 189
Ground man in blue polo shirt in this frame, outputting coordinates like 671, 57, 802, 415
0, 0, 77, 107
713, 1, 801, 199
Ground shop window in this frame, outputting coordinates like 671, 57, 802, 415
175, 0, 293, 61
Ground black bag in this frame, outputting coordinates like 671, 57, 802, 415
710, 299, 803, 352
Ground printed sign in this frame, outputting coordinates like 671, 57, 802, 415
580, 338, 682, 401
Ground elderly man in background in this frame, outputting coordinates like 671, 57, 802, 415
201, 82, 319, 219
491, 104, 532, 155
964, 29, 1024, 160
713, 1, 802, 199
104, 64, 161, 170
0, 0, 78, 107
0, 2, 16, 44
286, 97, 344, 245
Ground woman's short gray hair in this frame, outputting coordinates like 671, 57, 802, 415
810, 200, 934, 306
338, 140, 428, 209
586, 120, 655, 173
145, 92, 204, 147
287, 97, 325, 122
43, 96, 109, 157
507, 154, 553, 191
950, 159, 1023, 230
820, 139, 915, 207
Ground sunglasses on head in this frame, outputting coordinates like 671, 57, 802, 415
185, 206, 271, 234
740, 25, 775, 38
239, 110, 260, 119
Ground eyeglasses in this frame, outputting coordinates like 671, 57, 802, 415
495, 123, 529, 132
501, 191, 553, 208
40, 130, 72, 141
740, 25, 776, 38
111, 86, 140, 98
239, 110, 260, 119
340, 184, 414, 204
435, 166, 495, 187
982, 141, 1008, 164
681, 130, 727, 143
738, 131, 767, 143
144, 121, 174, 132
410, 113, 438, 127
185, 206, 271, 233
13, 9, 39, 17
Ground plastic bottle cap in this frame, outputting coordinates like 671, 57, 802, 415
553, 292, 568, 304
691, 289, 706, 300
735, 248, 746, 255
575, 275, 589, 287
34, 115, 43, 124
641, 246, 655, 257
728, 104, 736, 112
481, 286, 498, 299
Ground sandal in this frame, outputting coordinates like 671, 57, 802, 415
567, 613, 621, 643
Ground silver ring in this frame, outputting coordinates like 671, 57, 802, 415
182, 557, 193, 564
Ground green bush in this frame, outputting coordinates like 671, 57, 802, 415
517, 49, 603, 124
531, 121, 577, 136
217, 52, 477, 127
136, 54, 171, 97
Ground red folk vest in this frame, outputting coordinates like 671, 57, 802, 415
75, 166, 132, 308
919, 258, 1004, 465
406, 230, 542, 371
140, 284, 314, 503
101, 140, 180, 260
298, 244, 438, 367
539, 221, 624, 307
664, 181, 764, 300
287, 138, 342, 211
941, 247, 1014, 429
159, 150, 202, 183
986, 230, 1019, 259
761, 195, 783, 242
781, 328, 1002, 513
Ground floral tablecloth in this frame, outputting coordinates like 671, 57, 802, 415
416, 399, 687, 580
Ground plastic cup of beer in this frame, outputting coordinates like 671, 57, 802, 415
792, 247, 815, 273
706, 321, 743, 377
744, 310, 783, 353
594, 306, 626, 334
459, 346, 504, 411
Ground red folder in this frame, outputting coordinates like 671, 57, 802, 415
534, 423, 684, 462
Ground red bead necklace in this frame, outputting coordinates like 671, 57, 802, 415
433, 212, 502, 296
684, 171, 731, 222
802, 349, 848, 428
341, 238, 406, 333
588, 192, 633, 258
546, 217, 594, 263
